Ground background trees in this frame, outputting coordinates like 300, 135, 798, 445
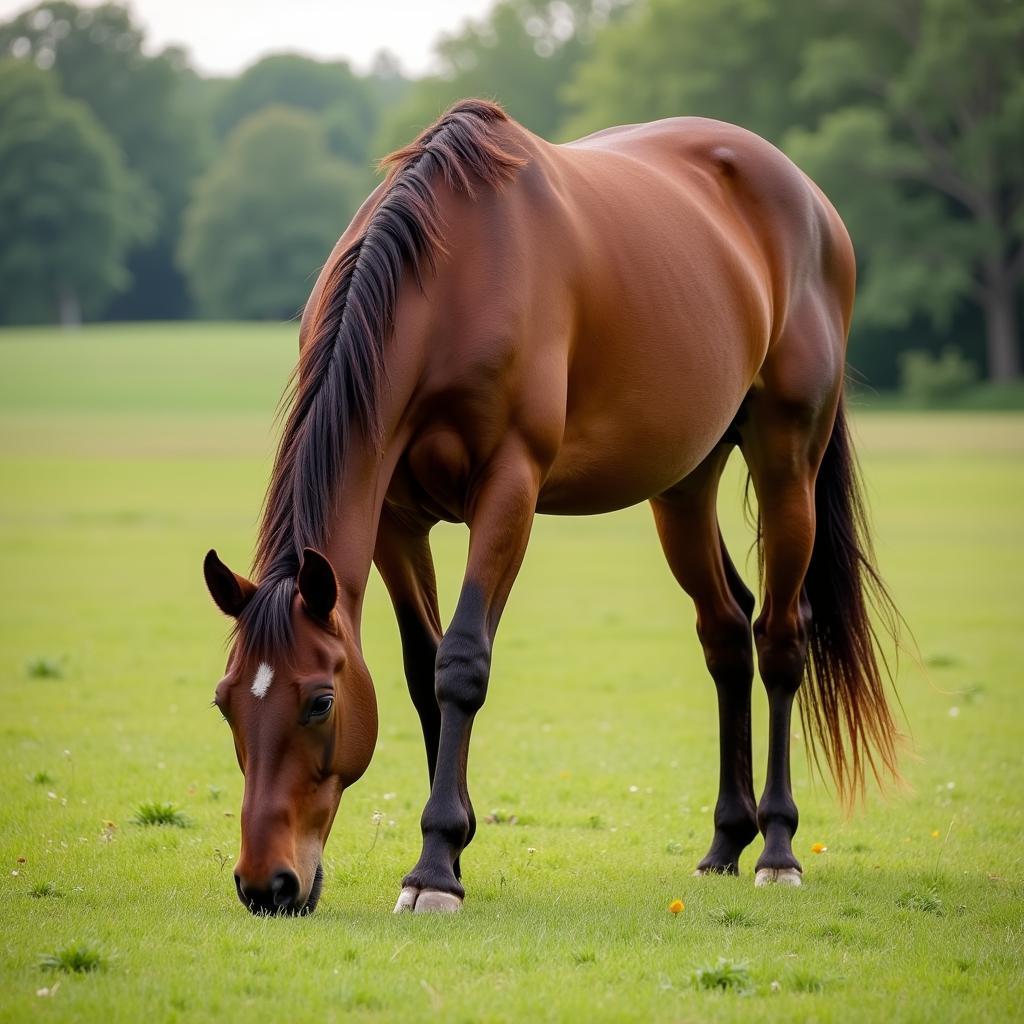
0, 2, 204, 320
0, 59, 147, 324
0, 0, 1020, 388
179, 108, 361, 320
784, 0, 1024, 382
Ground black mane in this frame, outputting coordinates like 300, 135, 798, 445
236, 99, 525, 659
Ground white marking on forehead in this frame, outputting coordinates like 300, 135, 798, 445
250, 662, 274, 699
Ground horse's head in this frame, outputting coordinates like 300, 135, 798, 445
203, 547, 378, 915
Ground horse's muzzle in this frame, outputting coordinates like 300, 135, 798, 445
235, 862, 323, 916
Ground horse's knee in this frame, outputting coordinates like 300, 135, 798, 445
435, 630, 491, 713
754, 598, 811, 693
698, 608, 753, 687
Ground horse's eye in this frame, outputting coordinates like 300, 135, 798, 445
309, 695, 333, 720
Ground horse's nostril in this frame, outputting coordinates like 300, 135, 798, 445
234, 868, 300, 914
271, 869, 300, 909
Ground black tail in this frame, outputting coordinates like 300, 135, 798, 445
797, 397, 903, 805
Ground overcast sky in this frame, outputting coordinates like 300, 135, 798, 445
0, 0, 500, 75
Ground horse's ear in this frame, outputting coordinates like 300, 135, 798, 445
204, 549, 255, 618
298, 547, 338, 621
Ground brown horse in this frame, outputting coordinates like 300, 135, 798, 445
204, 100, 900, 916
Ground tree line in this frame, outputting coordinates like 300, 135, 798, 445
1, 0, 1020, 386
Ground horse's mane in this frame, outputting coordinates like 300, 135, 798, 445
237, 99, 525, 659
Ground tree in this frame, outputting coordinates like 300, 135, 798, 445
215, 54, 378, 158
179, 107, 361, 320
0, 2, 205, 320
0, 59, 147, 324
375, 0, 628, 157
562, 0, 826, 142
784, 0, 1023, 381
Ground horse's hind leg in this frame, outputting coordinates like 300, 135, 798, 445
651, 444, 758, 875
739, 303, 844, 886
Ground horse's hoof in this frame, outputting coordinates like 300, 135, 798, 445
393, 886, 463, 913
754, 867, 802, 887
393, 886, 419, 913
414, 890, 463, 913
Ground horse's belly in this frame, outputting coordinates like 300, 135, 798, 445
537, 368, 743, 515
538, 440, 706, 515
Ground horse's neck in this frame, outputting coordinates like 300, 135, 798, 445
319, 444, 388, 633
319, 331, 422, 633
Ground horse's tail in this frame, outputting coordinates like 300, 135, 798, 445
796, 397, 903, 806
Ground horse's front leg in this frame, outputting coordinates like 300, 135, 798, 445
395, 452, 539, 913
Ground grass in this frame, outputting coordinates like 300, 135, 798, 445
708, 907, 756, 928
1, 323, 1023, 1022
25, 655, 64, 679
38, 943, 106, 974
898, 886, 946, 916
29, 881, 62, 899
692, 957, 753, 993
131, 801, 190, 829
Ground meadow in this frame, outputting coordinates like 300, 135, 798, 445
1, 323, 1022, 1023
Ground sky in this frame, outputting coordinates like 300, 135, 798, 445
0, 0, 501, 75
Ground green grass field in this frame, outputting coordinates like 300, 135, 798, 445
1, 324, 1022, 1022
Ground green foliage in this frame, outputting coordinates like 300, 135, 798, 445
692, 957, 753, 993
132, 801, 190, 828
563, 0, 823, 142
899, 886, 945, 916
789, 969, 828, 993
0, 2, 205, 320
215, 54, 378, 168
179, 107, 361, 319
0, 59, 146, 324
39, 942, 105, 973
29, 881, 62, 899
708, 906, 755, 928
782, 0, 1024, 380
25, 655, 64, 678
785, 110, 975, 331
900, 348, 979, 407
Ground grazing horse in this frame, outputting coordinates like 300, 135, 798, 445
204, 100, 900, 916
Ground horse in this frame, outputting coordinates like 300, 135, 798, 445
203, 99, 901, 916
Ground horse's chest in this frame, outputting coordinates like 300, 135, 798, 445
386, 428, 474, 524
